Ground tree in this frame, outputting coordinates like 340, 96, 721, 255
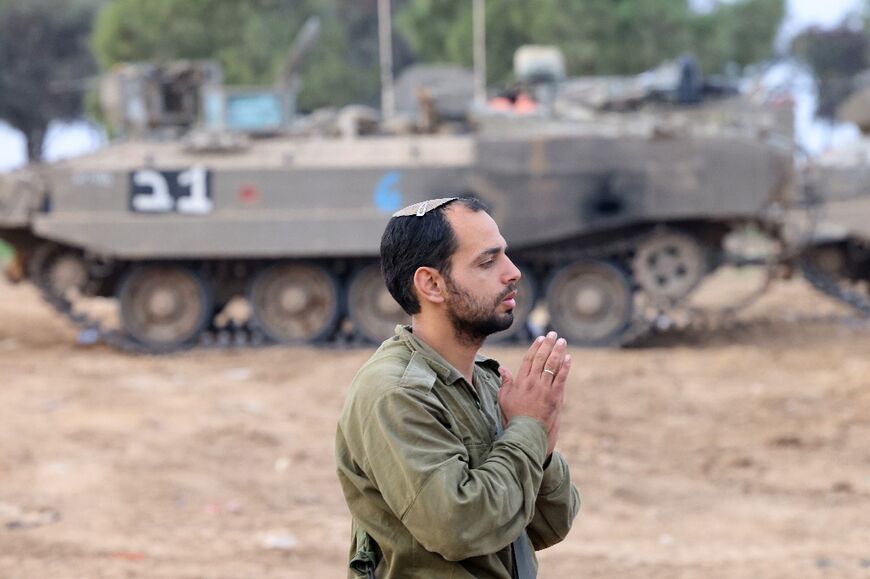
88, 0, 787, 116
692, 0, 785, 73
395, 0, 784, 83
90, 0, 380, 111
0, 0, 100, 162
395, 0, 566, 83
791, 24, 868, 120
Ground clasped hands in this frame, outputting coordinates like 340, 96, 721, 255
498, 331, 571, 457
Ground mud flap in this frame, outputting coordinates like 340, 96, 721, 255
349, 524, 381, 578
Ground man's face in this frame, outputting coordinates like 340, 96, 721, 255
441, 205, 521, 345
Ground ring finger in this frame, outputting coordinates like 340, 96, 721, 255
542, 338, 567, 382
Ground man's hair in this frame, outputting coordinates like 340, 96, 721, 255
380, 197, 489, 315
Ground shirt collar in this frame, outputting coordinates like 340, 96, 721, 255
394, 325, 501, 385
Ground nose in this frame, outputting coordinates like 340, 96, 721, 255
504, 255, 521, 285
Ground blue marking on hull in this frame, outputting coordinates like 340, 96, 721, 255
374, 171, 402, 214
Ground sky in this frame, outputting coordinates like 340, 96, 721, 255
787, 0, 863, 29
0, 0, 866, 171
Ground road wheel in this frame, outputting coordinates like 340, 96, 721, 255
119, 264, 213, 350
347, 262, 408, 344
248, 262, 340, 343
545, 260, 633, 346
631, 230, 707, 304
29, 244, 89, 298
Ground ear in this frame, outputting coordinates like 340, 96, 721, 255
413, 266, 447, 306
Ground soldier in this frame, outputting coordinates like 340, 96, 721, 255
336, 196, 580, 578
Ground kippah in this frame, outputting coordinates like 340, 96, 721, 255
391, 197, 458, 218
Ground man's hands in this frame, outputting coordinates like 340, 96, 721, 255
498, 332, 571, 457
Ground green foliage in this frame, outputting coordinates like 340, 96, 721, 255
693, 0, 786, 73
0, 0, 101, 161
92, 0, 272, 82
89, 0, 786, 113
791, 25, 868, 120
91, 0, 379, 111
396, 0, 785, 82
568, 0, 695, 74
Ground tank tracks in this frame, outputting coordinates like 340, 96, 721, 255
510, 229, 780, 349
29, 231, 783, 355
30, 265, 382, 355
31, 275, 369, 355
26, 251, 315, 354
798, 258, 870, 317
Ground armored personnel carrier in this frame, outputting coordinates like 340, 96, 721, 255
796, 75, 870, 315
0, 38, 794, 352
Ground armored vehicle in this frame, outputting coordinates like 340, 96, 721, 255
0, 41, 794, 352
796, 75, 870, 314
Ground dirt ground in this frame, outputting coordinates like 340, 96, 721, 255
1, 270, 869, 579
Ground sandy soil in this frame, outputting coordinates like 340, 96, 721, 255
1, 271, 869, 579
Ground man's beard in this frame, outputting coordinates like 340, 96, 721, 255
444, 275, 515, 346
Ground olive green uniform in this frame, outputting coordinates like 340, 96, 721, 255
336, 326, 580, 578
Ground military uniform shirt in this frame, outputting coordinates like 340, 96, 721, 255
336, 326, 580, 578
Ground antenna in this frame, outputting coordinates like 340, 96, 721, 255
473, 0, 487, 106
377, 0, 395, 121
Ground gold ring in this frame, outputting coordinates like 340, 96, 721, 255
543, 368, 556, 376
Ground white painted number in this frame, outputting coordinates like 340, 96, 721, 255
131, 169, 173, 212
130, 167, 213, 214
177, 166, 213, 214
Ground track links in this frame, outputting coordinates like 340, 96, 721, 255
798, 257, 870, 317
29, 231, 842, 355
